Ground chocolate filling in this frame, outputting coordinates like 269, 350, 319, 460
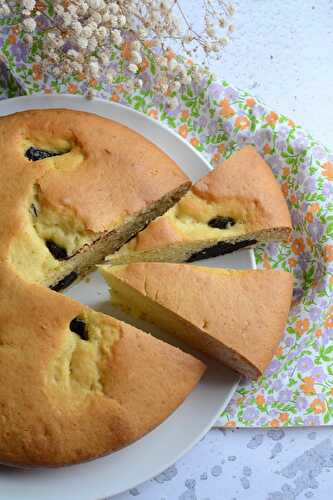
30, 203, 38, 217
208, 216, 235, 229
46, 240, 69, 261
186, 239, 257, 262
69, 317, 89, 341
25, 147, 62, 162
50, 271, 78, 292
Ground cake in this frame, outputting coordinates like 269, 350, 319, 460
107, 146, 292, 265
0, 265, 205, 466
101, 262, 293, 379
0, 109, 205, 467
3, 109, 190, 290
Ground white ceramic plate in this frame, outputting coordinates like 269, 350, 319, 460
0, 95, 255, 500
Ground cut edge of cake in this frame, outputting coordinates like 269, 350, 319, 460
100, 262, 293, 380
106, 145, 292, 266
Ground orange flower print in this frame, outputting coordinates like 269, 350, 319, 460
290, 193, 298, 205
111, 94, 120, 102
144, 40, 157, 49
212, 153, 221, 164
309, 203, 320, 213
179, 124, 188, 138
310, 399, 326, 414
282, 167, 290, 177
7, 33, 16, 45
325, 312, 333, 329
262, 254, 271, 269
266, 111, 279, 125
295, 319, 310, 337
279, 413, 289, 422
288, 257, 297, 268
306, 237, 314, 250
32, 64, 42, 81
235, 116, 250, 130
305, 212, 314, 223
148, 109, 158, 119
181, 110, 189, 120
330, 388, 333, 396
166, 49, 176, 60
255, 394, 265, 406
89, 79, 98, 88
300, 376, 316, 395
226, 420, 236, 428
263, 143, 271, 155
219, 98, 235, 118
246, 98, 256, 108
291, 238, 305, 256
281, 182, 289, 198
322, 162, 333, 181
315, 329, 322, 338
139, 58, 149, 72
122, 42, 131, 60
116, 84, 125, 93
324, 245, 333, 262
288, 119, 295, 128
218, 143, 226, 154
67, 83, 78, 94
269, 419, 279, 427
190, 138, 200, 148
330, 276, 333, 286
36, 0, 46, 10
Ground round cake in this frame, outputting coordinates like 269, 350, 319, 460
0, 109, 205, 467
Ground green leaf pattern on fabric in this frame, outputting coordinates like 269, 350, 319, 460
0, 18, 332, 427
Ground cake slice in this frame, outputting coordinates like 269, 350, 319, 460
101, 262, 293, 379
0, 265, 205, 466
4, 109, 190, 291
107, 145, 291, 265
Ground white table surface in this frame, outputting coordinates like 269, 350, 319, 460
112, 1, 333, 499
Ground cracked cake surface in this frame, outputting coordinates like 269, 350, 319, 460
0, 109, 205, 467
3, 108, 191, 289
107, 146, 292, 265
101, 262, 293, 380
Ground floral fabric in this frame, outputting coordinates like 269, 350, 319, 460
0, 18, 333, 427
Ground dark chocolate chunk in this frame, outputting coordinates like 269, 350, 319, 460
69, 317, 89, 341
30, 203, 38, 217
208, 216, 235, 229
25, 147, 61, 162
50, 271, 78, 292
186, 239, 257, 262
46, 240, 68, 261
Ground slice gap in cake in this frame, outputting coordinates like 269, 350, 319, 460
100, 262, 293, 380
107, 145, 292, 266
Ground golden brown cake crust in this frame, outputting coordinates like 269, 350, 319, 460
103, 262, 293, 378
192, 145, 291, 229
0, 108, 189, 236
0, 264, 204, 466
108, 145, 292, 262
0, 109, 203, 466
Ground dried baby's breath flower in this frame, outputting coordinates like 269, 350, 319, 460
5, 0, 235, 101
